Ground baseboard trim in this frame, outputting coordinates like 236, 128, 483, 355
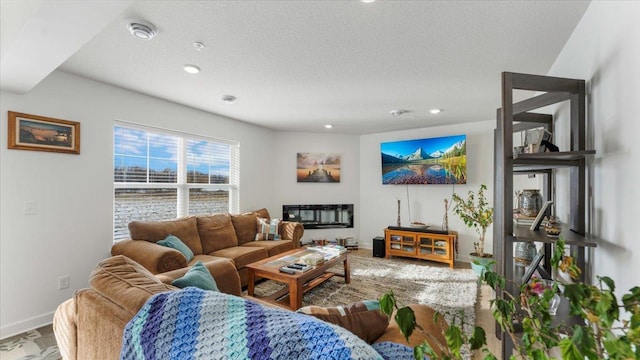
0, 312, 54, 340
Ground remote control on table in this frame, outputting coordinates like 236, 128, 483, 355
279, 267, 296, 274
285, 263, 311, 272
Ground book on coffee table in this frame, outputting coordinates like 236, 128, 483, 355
279, 263, 312, 273
300, 252, 325, 266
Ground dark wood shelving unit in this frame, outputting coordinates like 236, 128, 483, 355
511, 225, 598, 247
513, 150, 596, 161
493, 72, 596, 357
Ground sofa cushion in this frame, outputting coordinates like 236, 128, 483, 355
230, 212, 258, 245
211, 246, 268, 269
241, 240, 294, 257
297, 300, 389, 344
254, 208, 270, 221
190, 254, 230, 264
128, 216, 203, 255
157, 234, 194, 262
197, 213, 239, 254
171, 261, 219, 291
89, 256, 176, 317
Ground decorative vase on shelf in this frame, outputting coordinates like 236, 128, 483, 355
549, 292, 561, 316
514, 242, 537, 267
533, 280, 562, 316
519, 189, 543, 217
544, 216, 562, 238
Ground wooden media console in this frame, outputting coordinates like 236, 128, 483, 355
384, 227, 457, 268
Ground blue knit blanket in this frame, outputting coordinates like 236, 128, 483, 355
120, 287, 415, 360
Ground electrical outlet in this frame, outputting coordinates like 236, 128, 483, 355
25, 201, 37, 215
58, 275, 70, 290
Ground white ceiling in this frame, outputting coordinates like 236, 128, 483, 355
1, 0, 590, 134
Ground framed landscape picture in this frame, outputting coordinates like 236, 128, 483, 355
297, 153, 340, 182
8, 111, 80, 154
380, 134, 466, 185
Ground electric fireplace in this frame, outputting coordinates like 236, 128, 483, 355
282, 204, 354, 229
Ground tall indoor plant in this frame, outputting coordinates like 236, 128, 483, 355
380, 239, 640, 360
451, 184, 494, 273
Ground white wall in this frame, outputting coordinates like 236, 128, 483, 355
359, 120, 495, 260
272, 132, 360, 244
546, 2, 640, 295
0, 71, 277, 338
2, 1, 637, 337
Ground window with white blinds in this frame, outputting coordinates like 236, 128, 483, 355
113, 123, 239, 241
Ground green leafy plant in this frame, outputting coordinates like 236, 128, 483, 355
380, 239, 640, 359
380, 290, 492, 360
451, 184, 494, 257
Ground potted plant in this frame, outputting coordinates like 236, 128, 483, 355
451, 184, 494, 274
380, 239, 640, 360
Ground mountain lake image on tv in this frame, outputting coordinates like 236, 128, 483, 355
381, 134, 466, 184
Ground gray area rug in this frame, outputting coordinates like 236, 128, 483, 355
253, 252, 480, 331
252, 252, 480, 359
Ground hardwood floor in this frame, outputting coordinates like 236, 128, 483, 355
474, 284, 503, 359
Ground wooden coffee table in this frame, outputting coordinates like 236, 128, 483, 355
246, 248, 350, 310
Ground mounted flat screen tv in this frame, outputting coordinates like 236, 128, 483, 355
381, 134, 467, 184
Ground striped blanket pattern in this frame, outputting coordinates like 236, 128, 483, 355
120, 287, 387, 360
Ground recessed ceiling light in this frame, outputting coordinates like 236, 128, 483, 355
125, 19, 157, 40
390, 109, 408, 117
183, 64, 200, 74
360, 0, 376, 3
430, 109, 442, 114
193, 42, 205, 51
324, 124, 334, 129
221, 95, 236, 104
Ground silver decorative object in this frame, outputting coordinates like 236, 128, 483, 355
519, 189, 543, 217
442, 198, 449, 231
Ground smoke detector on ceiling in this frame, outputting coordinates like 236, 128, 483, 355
221, 95, 236, 104
193, 42, 205, 51
126, 19, 157, 40
390, 109, 408, 117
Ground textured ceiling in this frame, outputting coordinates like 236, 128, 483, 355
2, 1, 590, 134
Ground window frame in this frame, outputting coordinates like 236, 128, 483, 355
113, 121, 239, 240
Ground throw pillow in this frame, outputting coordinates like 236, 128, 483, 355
255, 217, 281, 241
157, 234, 194, 262
297, 300, 389, 344
171, 261, 219, 291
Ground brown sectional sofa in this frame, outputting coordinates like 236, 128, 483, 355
111, 208, 304, 287
53, 255, 448, 360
